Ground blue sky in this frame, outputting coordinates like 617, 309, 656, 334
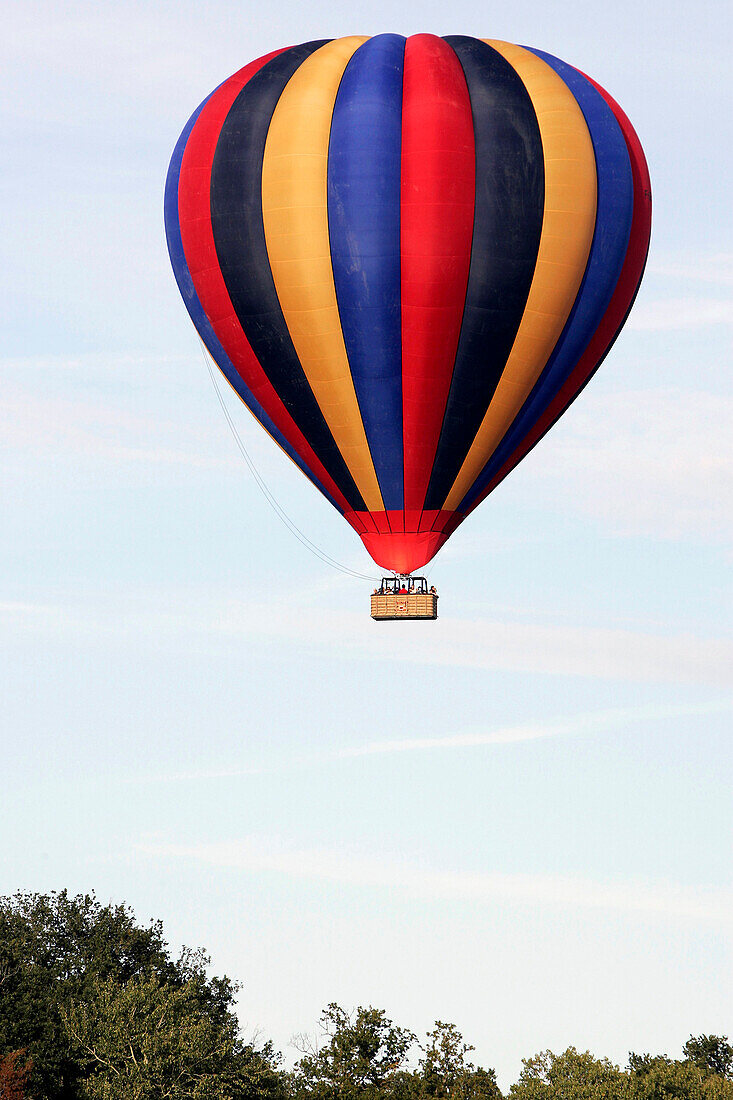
1, 0, 731, 1087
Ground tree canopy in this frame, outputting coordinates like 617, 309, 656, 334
509, 1047, 626, 1100
0, 891, 729, 1100
291, 1003, 416, 1100
681, 1038, 733, 1081
0, 891, 282, 1100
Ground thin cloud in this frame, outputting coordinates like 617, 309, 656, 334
3, 597, 732, 686
335, 700, 732, 759
647, 253, 733, 287
131, 699, 731, 784
0, 383, 237, 471
628, 297, 732, 331
136, 836, 733, 924
0, 352, 299, 484
5, 355, 730, 546
536, 388, 733, 541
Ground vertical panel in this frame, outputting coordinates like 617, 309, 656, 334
457, 48, 634, 513
166, 56, 361, 522
210, 41, 372, 516
423, 37, 545, 512
328, 34, 406, 512
261, 37, 387, 514
460, 70, 652, 519
400, 33, 475, 522
442, 41, 597, 511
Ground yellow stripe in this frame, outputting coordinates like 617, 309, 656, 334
443, 41, 597, 511
261, 36, 385, 512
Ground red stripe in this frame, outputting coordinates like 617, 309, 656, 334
177, 49, 371, 532
400, 34, 475, 520
462, 73, 652, 518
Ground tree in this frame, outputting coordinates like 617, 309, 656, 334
291, 1004, 417, 1100
3, 888, 731, 1100
464, 1069, 504, 1100
628, 1055, 702, 1099
0, 891, 282, 1100
628, 1055, 671, 1077
509, 1048, 626, 1100
61, 973, 283, 1100
290, 1010, 501, 1100
0, 1051, 32, 1100
418, 1023, 501, 1100
627, 1052, 733, 1100
420, 1022, 474, 1098
0, 890, 184, 1098
683, 1039, 733, 1081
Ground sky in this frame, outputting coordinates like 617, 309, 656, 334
1, 0, 731, 1088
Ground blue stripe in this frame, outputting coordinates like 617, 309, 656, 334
163, 94, 343, 514
328, 34, 406, 511
458, 49, 634, 514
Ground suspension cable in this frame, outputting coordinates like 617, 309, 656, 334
198, 340, 381, 582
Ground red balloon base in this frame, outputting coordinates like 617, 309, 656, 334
360, 530, 449, 574
348, 509, 463, 573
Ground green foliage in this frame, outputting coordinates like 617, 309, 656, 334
629, 1056, 705, 1099
0, 891, 282, 1100
507, 1047, 733, 1100
418, 1023, 502, 1100
61, 973, 282, 1100
683, 1039, 733, 1081
509, 1048, 626, 1100
420, 1021, 474, 1097
1, 891, 731, 1100
289, 1008, 501, 1100
627, 1052, 733, 1100
291, 1003, 417, 1100
628, 1055, 672, 1077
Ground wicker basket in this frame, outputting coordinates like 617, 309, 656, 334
370, 592, 438, 621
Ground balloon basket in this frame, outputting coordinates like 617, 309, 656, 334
370, 576, 438, 621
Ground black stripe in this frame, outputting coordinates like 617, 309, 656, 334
424, 37, 545, 511
210, 41, 368, 513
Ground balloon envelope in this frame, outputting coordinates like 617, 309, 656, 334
165, 34, 651, 574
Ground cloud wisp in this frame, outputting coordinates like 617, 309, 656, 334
136, 835, 733, 925
627, 297, 732, 331
125, 699, 731, 785
533, 388, 733, 541
5, 352, 731, 546
4, 595, 732, 687
647, 253, 733, 287
333, 699, 732, 759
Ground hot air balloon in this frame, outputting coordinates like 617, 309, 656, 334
165, 34, 651, 620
